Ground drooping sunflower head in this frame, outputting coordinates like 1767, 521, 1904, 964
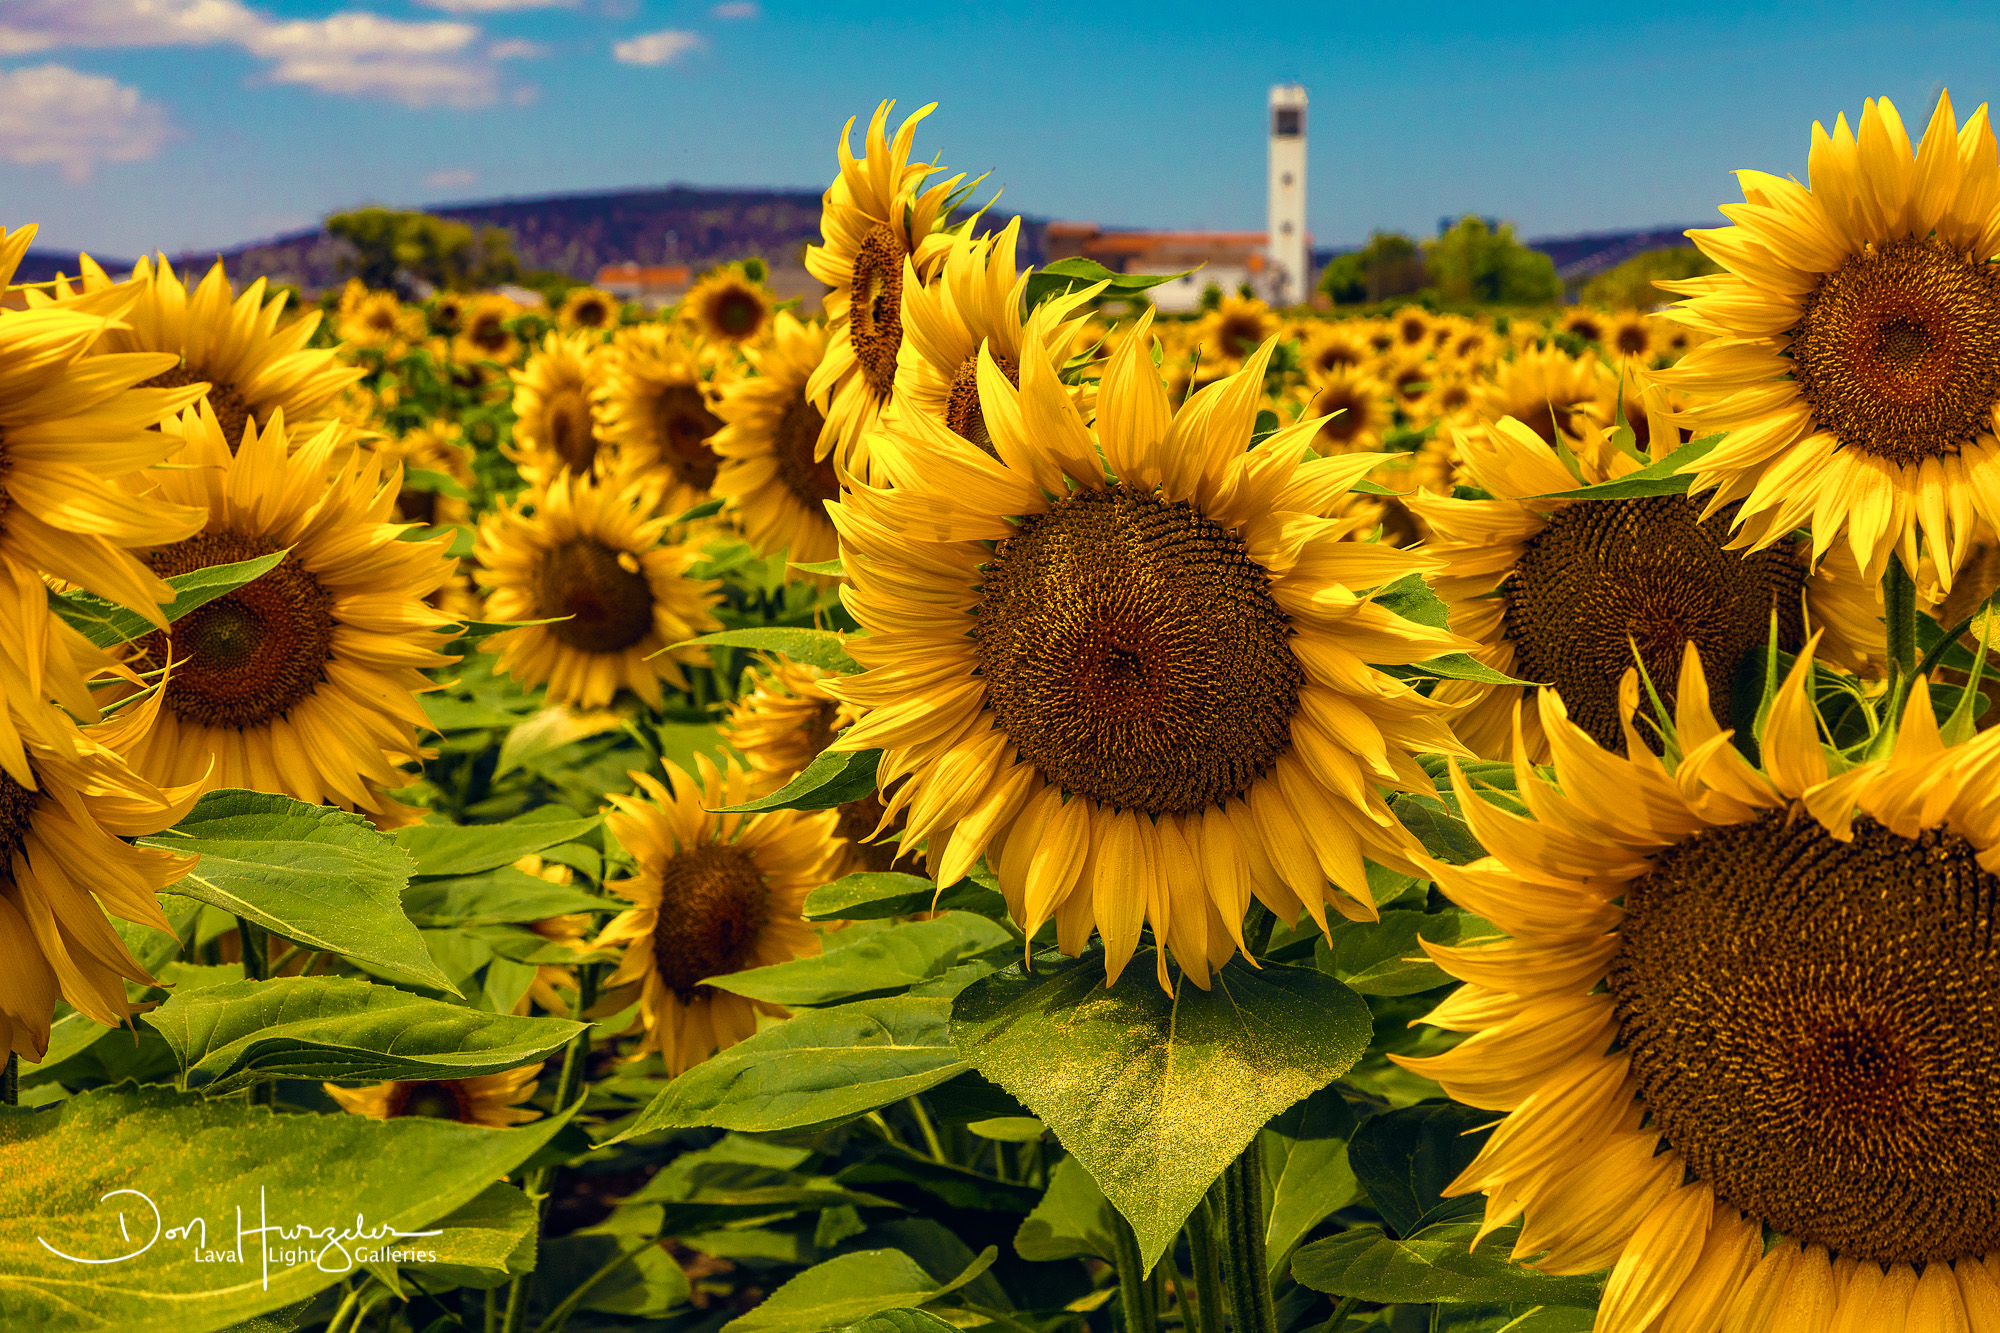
826, 306, 1475, 988
473, 465, 723, 710
681, 266, 774, 346
325, 1064, 545, 1127
711, 311, 842, 573
593, 323, 726, 512
558, 286, 619, 333
1658, 92, 2000, 587
594, 756, 839, 1075
509, 329, 605, 485
1398, 650, 2000, 1326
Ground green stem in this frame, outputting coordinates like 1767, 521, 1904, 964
324, 1283, 363, 1333
1184, 1197, 1225, 1333
2, 1052, 17, 1107
1110, 1209, 1158, 1333
501, 963, 602, 1333
905, 1095, 947, 1164
1221, 1139, 1276, 1333
237, 917, 267, 981
1319, 1295, 1359, 1333
486, 1287, 499, 1333
1885, 554, 1919, 680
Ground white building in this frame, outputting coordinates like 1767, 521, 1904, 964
1266, 84, 1309, 307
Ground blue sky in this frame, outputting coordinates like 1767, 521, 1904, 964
3, 1, 1998, 260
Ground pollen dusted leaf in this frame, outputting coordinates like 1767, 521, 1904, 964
139, 789, 452, 993
145, 975, 583, 1094
0, 1084, 573, 1333
46, 549, 288, 648
602, 996, 966, 1142
709, 747, 882, 814
670, 626, 864, 674
1290, 1223, 1604, 1308
949, 951, 1373, 1269
393, 813, 605, 877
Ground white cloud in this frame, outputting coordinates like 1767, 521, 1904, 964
711, 2, 759, 17
414, 0, 575, 11
613, 29, 703, 66
0, 0, 538, 108
426, 167, 477, 189
0, 63, 171, 181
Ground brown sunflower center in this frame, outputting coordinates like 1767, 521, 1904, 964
650, 384, 722, 490
1609, 812, 2000, 1263
1791, 235, 2000, 466
773, 392, 839, 508
534, 538, 654, 654
1392, 365, 1428, 401
139, 531, 336, 730
0, 768, 40, 884
1510, 394, 1591, 448
973, 485, 1303, 814
468, 315, 511, 356
1217, 315, 1265, 357
1310, 385, 1368, 449
568, 296, 610, 329
1613, 322, 1651, 356
1398, 316, 1428, 346
650, 842, 771, 1000
546, 388, 597, 475
708, 287, 765, 340
384, 1081, 474, 1121
1502, 495, 1807, 752
945, 353, 1021, 455
1314, 343, 1362, 373
140, 365, 255, 454
1565, 315, 1604, 343
849, 223, 906, 398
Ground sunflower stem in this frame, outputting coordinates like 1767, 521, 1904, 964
1183, 1198, 1225, 1333
1220, 1137, 1276, 1333
1318, 1295, 1359, 1333
905, 1095, 947, 1164
237, 917, 268, 981
2, 1052, 17, 1107
1873, 556, 1921, 758
1110, 1207, 1158, 1333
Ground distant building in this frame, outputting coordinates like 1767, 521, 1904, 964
1267, 85, 1309, 306
1046, 223, 1284, 312
596, 262, 691, 305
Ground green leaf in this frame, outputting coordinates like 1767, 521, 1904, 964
402, 866, 619, 927
394, 814, 604, 877
138, 790, 450, 993
146, 976, 583, 1094
668, 496, 727, 524
1400, 653, 1541, 687
494, 705, 630, 777
46, 550, 288, 649
1024, 258, 1186, 313
950, 951, 1373, 1268
537, 1233, 691, 1318
710, 748, 881, 814
834, 1151, 1043, 1214
707, 915, 1014, 1006
1534, 432, 1725, 500
839, 1314, 962, 1333
1347, 1100, 1498, 1237
1290, 1223, 1602, 1307
0, 1085, 572, 1333
1319, 911, 1495, 996
720, 1246, 997, 1333
671, 627, 862, 673
1262, 1084, 1361, 1276
399, 467, 468, 499
1391, 794, 1486, 865
1013, 1155, 1119, 1263
1372, 573, 1450, 630
803, 871, 1009, 922
605, 996, 965, 1141
789, 557, 846, 577
381, 1181, 538, 1291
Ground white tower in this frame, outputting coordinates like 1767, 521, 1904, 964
1267, 84, 1308, 307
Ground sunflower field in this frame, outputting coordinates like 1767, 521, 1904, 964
3, 89, 2000, 1333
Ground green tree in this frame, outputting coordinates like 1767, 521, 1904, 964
1317, 231, 1428, 305
1579, 245, 1720, 308
326, 207, 522, 295
1423, 215, 1560, 304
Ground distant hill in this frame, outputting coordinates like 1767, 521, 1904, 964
1312, 224, 1702, 289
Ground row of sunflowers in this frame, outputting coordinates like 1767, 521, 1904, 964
2, 91, 1999, 1333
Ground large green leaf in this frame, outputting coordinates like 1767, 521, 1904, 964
710, 748, 882, 814
1347, 1101, 1498, 1237
1319, 911, 1496, 996
393, 814, 604, 877
719, 1246, 996, 1333
706, 915, 1013, 1006
137, 790, 449, 992
1012, 1156, 1119, 1264
672, 627, 863, 674
401, 867, 620, 927
1401, 653, 1540, 687
950, 951, 1372, 1267
1534, 432, 1725, 500
1390, 794, 1486, 865
47, 551, 287, 649
1290, 1224, 1602, 1307
803, 872, 1010, 922
1023, 257, 1183, 311
372, 1182, 538, 1293
0, 1085, 571, 1333
1262, 1084, 1360, 1276
605, 997, 964, 1142
145, 976, 582, 1094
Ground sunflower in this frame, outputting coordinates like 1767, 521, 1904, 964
427, 291, 470, 339
803, 100, 963, 482
1398, 652, 2000, 1330
1556, 307, 1609, 344
1406, 401, 1879, 760
594, 757, 839, 1076
1196, 294, 1278, 364
0, 682, 201, 1062
1602, 310, 1656, 361
888, 217, 1100, 465
509, 329, 605, 484
558, 287, 619, 333
680, 265, 773, 347
371, 422, 471, 527
1472, 344, 1613, 447
338, 289, 424, 358
454, 294, 521, 365
0, 283, 207, 783
474, 466, 722, 710
1378, 353, 1434, 407
1446, 321, 1498, 363
324, 1064, 544, 1127
1300, 367, 1391, 455
1389, 306, 1434, 350
593, 324, 726, 513
824, 310, 1472, 988
111, 405, 459, 827
1300, 326, 1366, 375
1656, 92, 2000, 586
711, 311, 842, 572
32, 256, 362, 451
509, 853, 588, 1016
